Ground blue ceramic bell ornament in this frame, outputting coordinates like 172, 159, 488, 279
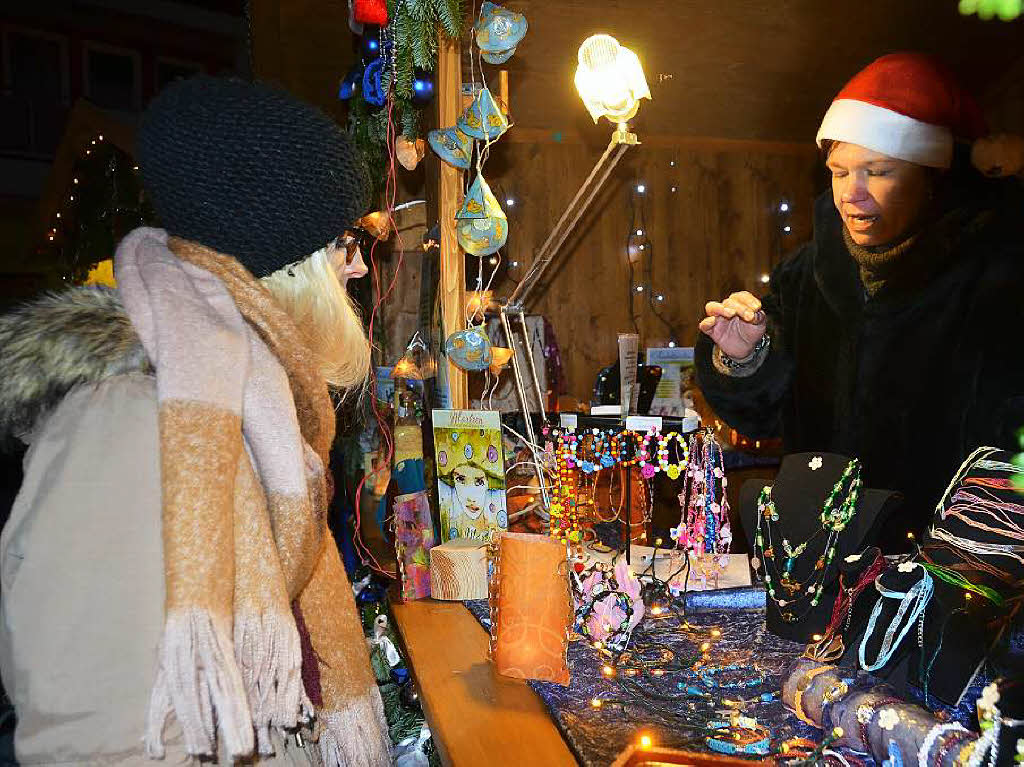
481, 48, 517, 65
455, 175, 507, 256
445, 326, 493, 371
474, 2, 527, 58
427, 124, 473, 170
457, 87, 509, 140
362, 58, 386, 107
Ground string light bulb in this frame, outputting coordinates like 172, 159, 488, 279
505, 198, 515, 206
590, 698, 603, 708
636, 183, 646, 194
636, 229, 643, 236
670, 186, 677, 193
710, 629, 722, 638
760, 274, 770, 284
636, 285, 644, 293
639, 733, 653, 750
779, 201, 790, 213
783, 225, 792, 233
602, 664, 617, 677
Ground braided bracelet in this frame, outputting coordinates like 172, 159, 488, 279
918, 722, 969, 767
793, 665, 833, 725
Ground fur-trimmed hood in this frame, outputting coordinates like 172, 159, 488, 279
0, 287, 148, 445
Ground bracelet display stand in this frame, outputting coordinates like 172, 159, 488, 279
557, 413, 699, 565
740, 452, 901, 642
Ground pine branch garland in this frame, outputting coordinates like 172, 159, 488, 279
348, 0, 466, 189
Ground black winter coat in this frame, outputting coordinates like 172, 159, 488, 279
696, 176, 1024, 542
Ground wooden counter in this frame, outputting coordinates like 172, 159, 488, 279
391, 598, 578, 767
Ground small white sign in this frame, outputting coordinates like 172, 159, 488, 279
626, 415, 663, 432
560, 414, 578, 430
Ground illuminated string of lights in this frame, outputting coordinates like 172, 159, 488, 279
627, 174, 677, 344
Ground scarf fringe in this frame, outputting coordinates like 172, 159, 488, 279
317, 686, 392, 767
144, 607, 254, 759
234, 610, 312, 754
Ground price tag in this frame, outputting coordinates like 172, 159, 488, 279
626, 415, 663, 432
560, 414, 578, 431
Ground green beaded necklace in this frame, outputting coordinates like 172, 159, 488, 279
753, 459, 862, 623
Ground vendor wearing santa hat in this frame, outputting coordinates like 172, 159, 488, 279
696, 52, 1024, 544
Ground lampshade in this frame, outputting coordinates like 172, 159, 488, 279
574, 34, 651, 124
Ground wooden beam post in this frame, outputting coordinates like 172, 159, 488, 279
433, 33, 468, 409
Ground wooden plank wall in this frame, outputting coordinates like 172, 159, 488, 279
475, 134, 819, 402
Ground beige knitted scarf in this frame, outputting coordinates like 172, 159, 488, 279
113, 227, 389, 764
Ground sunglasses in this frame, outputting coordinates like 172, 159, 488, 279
335, 230, 366, 265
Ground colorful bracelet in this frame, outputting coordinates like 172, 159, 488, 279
917, 722, 969, 767
705, 722, 771, 756
657, 431, 690, 480
793, 665, 833, 725
698, 662, 766, 690
616, 430, 643, 467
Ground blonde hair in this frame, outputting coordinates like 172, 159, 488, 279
261, 246, 372, 394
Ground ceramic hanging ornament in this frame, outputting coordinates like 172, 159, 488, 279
396, 136, 426, 170
475, 2, 528, 64
445, 326, 493, 371
457, 87, 509, 140
354, 0, 387, 25
455, 175, 507, 256
488, 346, 513, 377
427, 125, 473, 169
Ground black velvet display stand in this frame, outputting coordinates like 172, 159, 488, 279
740, 452, 902, 643
845, 448, 1024, 707
847, 557, 998, 708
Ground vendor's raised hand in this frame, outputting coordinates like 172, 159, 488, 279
699, 291, 766, 360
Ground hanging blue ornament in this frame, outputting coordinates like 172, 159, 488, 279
411, 68, 435, 105
338, 64, 363, 100
362, 58, 386, 107
361, 25, 383, 59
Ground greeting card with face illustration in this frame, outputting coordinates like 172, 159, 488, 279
432, 409, 508, 542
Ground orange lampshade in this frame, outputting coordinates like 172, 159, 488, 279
490, 532, 571, 685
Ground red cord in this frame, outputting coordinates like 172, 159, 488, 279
350, 88, 410, 579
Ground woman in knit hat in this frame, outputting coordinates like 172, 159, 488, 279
696, 53, 1024, 544
0, 77, 389, 765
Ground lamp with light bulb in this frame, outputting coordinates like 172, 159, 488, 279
499, 33, 651, 515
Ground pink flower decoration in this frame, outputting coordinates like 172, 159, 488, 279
587, 594, 627, 641
641, 463, 657, 479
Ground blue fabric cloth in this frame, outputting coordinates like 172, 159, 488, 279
465, 599, 817, 766
466, 589, 980, 766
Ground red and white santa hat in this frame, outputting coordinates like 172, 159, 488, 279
816, 53, 987, 168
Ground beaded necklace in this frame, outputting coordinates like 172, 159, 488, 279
804, 549, 887, 662
673, 429, 730, 556
754, 459, 862, 623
